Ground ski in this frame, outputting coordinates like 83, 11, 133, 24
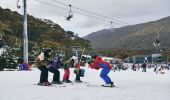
86, 83, 117, 88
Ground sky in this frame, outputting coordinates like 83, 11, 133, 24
0, 0, 170, 37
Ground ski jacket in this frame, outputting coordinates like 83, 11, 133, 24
34, 52, 49, 67
75, 63, 80, 69
47, 56, 62, 69
63, 56, 78, 69
89, 56, 112, 70
62, 60, 70, 69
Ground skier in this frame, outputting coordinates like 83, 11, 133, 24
62, 58, 73, 83
69, 55, 83, 82
47, 54, 62, 84
141, 63, 147, 72
154, 64, 158, 72
62, 55, 79, 83
34, 48, 53, 86
88, 55, 114, 87
74, 63, 85, 83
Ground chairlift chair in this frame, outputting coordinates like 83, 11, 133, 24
66, 4, 73, 21
13, 38, 21, 51
17, 0, 21, 9
153, 38, 161, 47
13, 43, 21, 51
0, 34, 6, 48
0, 39, 6, 48
66, 14, 73, 21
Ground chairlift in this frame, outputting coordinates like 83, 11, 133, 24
153, 31, 161, 47
153, 38, 160, 47
110, 21, 113, 27
66, 4, 73, 21
0, 34, 6, 48
17, 0, 21, 9
0, 40, 6, 48
13, 38, 20, 51
110, 21, 115, 31
31, 43, 40, 55
13, 43, 21, 51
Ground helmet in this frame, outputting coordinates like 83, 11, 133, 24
43, 48, 52, 58
42, 48, 52, 53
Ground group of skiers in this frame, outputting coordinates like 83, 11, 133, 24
131, 63, 168, 74
34, 48, 114, 87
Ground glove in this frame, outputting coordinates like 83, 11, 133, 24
88, 60, 93, 64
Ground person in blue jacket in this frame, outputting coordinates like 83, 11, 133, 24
47, 55, 62, 84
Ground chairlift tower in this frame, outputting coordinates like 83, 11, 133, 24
17, 0, 28, 62
23, 0, 28, 63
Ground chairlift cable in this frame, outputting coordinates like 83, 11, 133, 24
50, 0, 129, 25
34, 0, 120, 24
34, 0, 127, 25
34, 0, 68, 11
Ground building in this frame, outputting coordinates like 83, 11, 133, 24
152, 54, 162, 63
132, 55, 152, 64
130, 54, 162, 64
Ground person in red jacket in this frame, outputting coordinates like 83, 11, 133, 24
88, 55, 114, 87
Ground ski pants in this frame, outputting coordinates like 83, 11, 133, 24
75, 69, 81, 81
63, 68, 70, 80
48, 68, 60, 82
38, 66, 48, 83
100, 68, 111, 84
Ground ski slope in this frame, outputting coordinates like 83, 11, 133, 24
0, 67, 170, 100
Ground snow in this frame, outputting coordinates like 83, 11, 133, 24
0, 48, 6, 56
0, 66, 170, 100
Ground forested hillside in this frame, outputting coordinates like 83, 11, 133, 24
0, 7, 91, 57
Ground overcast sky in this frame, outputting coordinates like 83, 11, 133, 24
0, 0, 170, 37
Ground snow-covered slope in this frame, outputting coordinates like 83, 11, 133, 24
0, 67, 170, 100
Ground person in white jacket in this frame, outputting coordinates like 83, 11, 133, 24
34, 48, 53, 86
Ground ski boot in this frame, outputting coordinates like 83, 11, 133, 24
51, 81, 62, 84
102, 82, 115, 87
62, 79, 72, 83
74, 79, 83, 83
38, 81, 52, 86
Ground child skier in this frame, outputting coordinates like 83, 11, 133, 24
73, 55, 86, 83
47, 54, 62, 84
74, 63, 85, 83
62, 55, 78, 83
62, 59, 73, 83
34, 48, 53, 86
88, 55, 114, 87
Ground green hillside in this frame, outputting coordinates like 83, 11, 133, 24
0, 7, 91, 58
84, 16, 170, 50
